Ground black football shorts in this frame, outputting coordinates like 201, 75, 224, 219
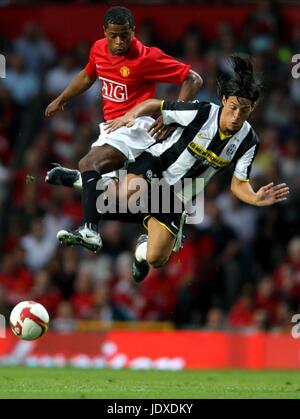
127, 152, 183, 237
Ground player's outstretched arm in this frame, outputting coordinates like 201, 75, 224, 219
45, 70, 96, 117
104, 99, 162, 133
231, 175, 290, 206
149, 70, 203, 140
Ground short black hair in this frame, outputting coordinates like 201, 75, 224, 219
104, 6, 134, 30
217, 54, 261, 104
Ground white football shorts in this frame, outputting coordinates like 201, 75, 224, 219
91, 116, 156, 162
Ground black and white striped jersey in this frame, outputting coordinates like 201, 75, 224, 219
146, 101, 259, 193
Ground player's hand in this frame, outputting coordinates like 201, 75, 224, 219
148, 116, 175, 141
104, 116, 136, 133
255, 182, 289, 206
45, 98, 65, 117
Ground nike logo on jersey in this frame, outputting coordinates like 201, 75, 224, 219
171, 222, 179, 230
197, 133, 211, 141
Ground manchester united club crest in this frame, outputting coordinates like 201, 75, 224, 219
120, 66, 130, 77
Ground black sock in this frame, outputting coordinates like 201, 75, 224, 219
81, 170, 102, 231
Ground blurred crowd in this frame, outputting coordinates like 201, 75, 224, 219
0, 1, 300, 333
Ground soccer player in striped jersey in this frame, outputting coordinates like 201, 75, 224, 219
102, 54, 289, 281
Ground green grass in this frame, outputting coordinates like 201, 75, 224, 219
0, 368, 300, 399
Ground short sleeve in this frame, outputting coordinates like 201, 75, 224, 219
233, 137, 259, 181
84, 44, 97, 78
161, 100, 210, 126
143, 47, 191, 84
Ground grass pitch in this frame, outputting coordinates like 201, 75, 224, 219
0, 367, 300, 399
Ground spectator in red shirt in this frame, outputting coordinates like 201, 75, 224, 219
30, 269, 62, 317
228, 294, 254, 329
254, 275, 279, 325
0, 248, 33, 306
71, 269, 94, 319
274, 236, 300, 308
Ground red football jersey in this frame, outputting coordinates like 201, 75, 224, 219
85, 37, 191, 121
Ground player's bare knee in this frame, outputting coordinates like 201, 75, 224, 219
147, 252, 168, 268
79, 154, 95, 172
95, 158, 113, 173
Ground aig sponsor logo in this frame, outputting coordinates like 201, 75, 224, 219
100, 76, 128, 102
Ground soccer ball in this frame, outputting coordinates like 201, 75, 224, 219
10, 301, 49, 341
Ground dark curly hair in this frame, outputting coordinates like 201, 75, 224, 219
217, 54, 262, 104
104, 6, 134, 30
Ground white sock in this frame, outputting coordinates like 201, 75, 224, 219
135, 241, 147, 262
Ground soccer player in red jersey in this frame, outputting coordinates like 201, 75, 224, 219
45, 6, 202, 252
